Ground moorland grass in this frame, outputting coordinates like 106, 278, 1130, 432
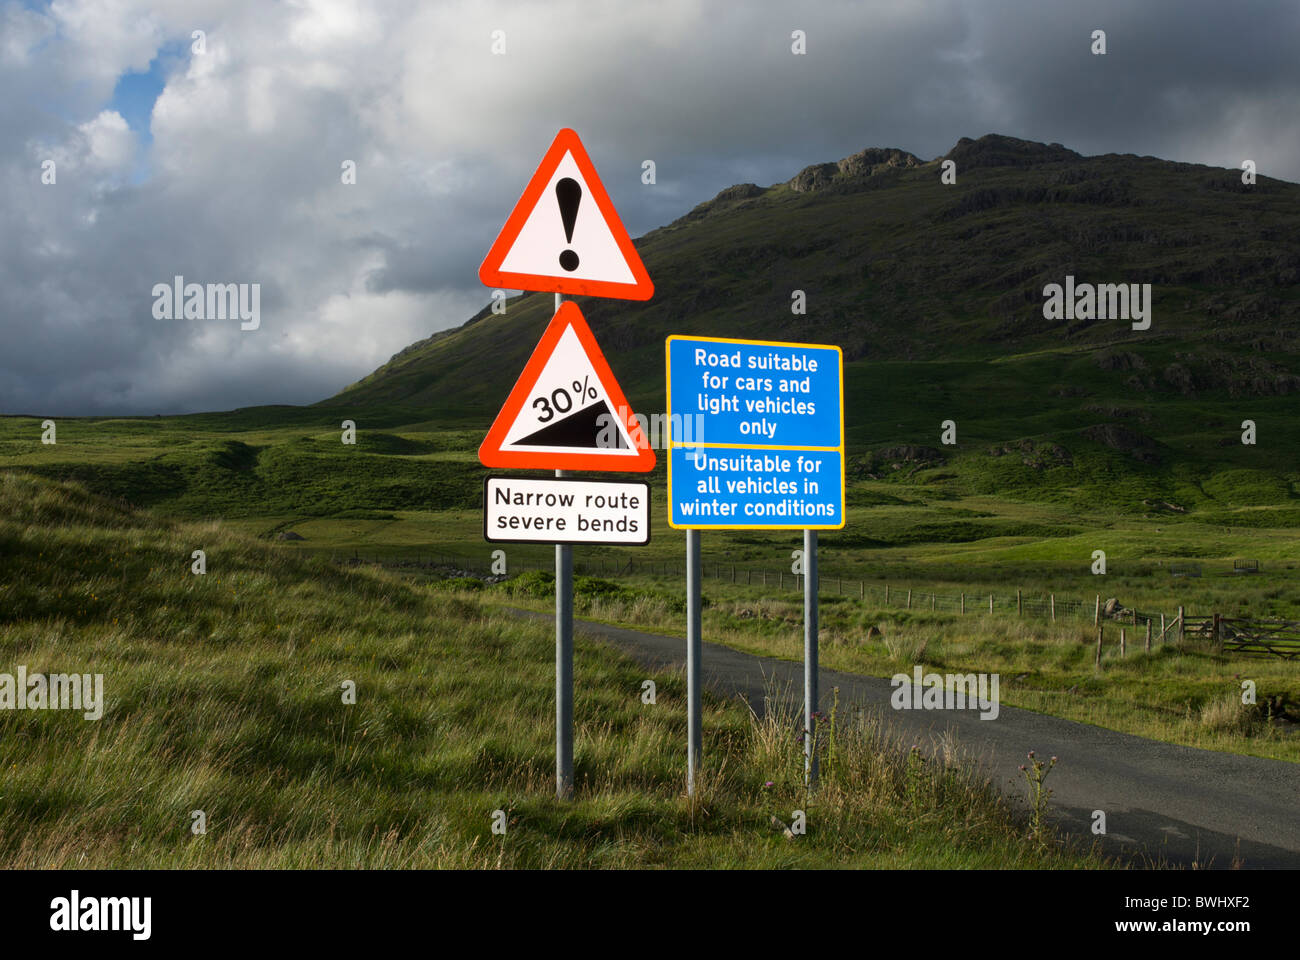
0, 473, 1105, 868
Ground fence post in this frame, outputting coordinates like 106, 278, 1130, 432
1095, 624, 1103, 667
1177, 605, 1184, 643
1095, 594, 1100, 626
1145, 619, 1151, 653
1050, 594, 1055, 622
860, 581, 864, 599
907, 589, 912, 609
988, 594, 993, 614
1120, 628, 1126, 657
1213, 612, 1222, 653
961, 593, 965, 614
1017, 589, 1022, 616
1160, 613, 1165, 643
885, 584, 890, 604
930, 594, 935, 611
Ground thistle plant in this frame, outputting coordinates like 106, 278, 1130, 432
1019, 751, 1058, 844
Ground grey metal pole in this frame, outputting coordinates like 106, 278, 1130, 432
554, 291, 574, 801
804, 529, 819, 785
555, 511, 573, 799
686, 528, 702, 796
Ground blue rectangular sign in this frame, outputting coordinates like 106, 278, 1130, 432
665, 335, 845, 530
666, 337, 842, 448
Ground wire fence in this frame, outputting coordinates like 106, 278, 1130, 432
325, 549, 1300, 658
330, 548, 1181, 629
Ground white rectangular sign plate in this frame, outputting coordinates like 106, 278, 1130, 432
484, 476, 651, 545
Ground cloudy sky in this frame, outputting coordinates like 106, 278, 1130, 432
4, 0, 1298, 415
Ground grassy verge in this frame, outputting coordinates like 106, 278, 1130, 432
0, 473, 1105, 868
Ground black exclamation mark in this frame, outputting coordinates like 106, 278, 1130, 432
556, 177, 581, 271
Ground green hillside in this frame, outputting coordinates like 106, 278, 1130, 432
326, 133, 1300, 514
339, 134, 1300, 400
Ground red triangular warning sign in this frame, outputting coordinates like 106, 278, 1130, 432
479, 301, 656, 471
479, 129, 654, 301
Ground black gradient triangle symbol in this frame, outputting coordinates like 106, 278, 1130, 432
515, 400, 628, 449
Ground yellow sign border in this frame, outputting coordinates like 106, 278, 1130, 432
664, 334, 847, 530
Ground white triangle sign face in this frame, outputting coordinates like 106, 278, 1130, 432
500, 325, 633, 450
498, 151, 635, 286
478, 302, 656, 471
478, 129, 654, 301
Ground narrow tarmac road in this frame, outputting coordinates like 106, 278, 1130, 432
509, 607, 1300, 869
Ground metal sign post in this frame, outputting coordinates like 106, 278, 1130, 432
554, 293, 574, 800
803, 529, 819, 785
686, 529, 702, 795
555, 471, 574, 799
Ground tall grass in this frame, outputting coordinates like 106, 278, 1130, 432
0, 473, 1103, 868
